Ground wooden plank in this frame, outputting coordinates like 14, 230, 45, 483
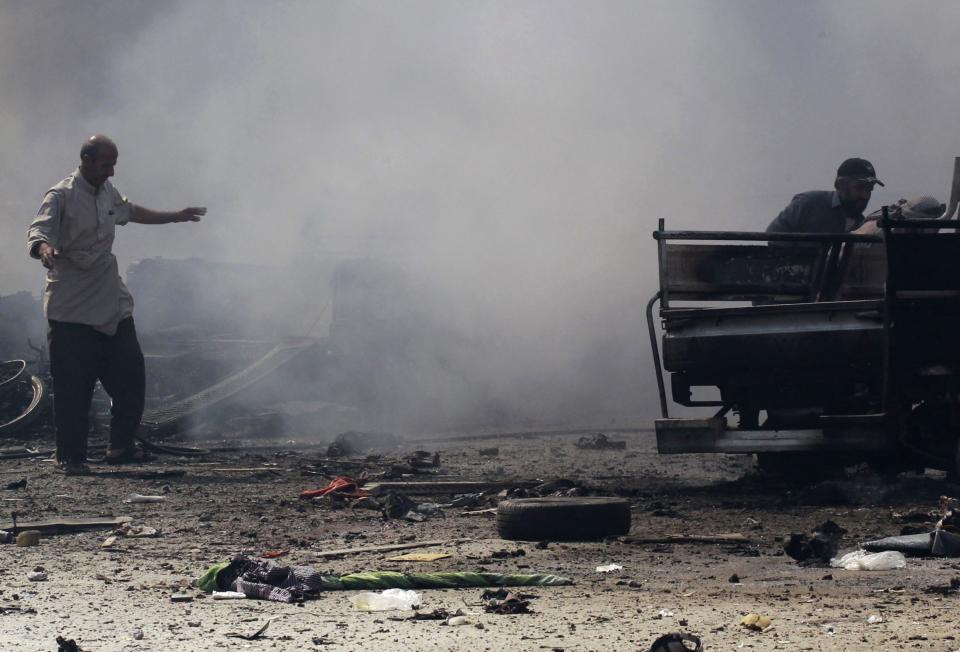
315, 538, 471, 558
366, 480, 540, 495
623, 533, 750, 545
0, 516, 132, 534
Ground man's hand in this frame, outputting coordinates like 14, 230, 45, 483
852, 220, 881, 236
37, 242, 59, 269
177, 207, 207, 222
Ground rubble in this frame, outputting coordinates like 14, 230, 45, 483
575, 432, 626, 450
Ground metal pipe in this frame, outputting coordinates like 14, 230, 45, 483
646, 290, 669, 419
941, 157, 960, 220
652, 230, 882, 243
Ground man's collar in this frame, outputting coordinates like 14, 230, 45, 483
831, 190, 842, 209
73, 168, 101, 195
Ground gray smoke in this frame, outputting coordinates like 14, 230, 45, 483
2, 1, 959, 430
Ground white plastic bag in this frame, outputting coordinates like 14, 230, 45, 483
350, 588, 422, 611
831, 549, 906, 571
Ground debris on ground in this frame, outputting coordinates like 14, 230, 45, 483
484, 591, 531, 614
4, 478, 26, 490
784, 520, 845, 564
225, 618, 274, 640
648, 632, 703, 652
351, 589, 422, 611
386, 552, 451, 562
389, 608, 451, 621
55, 636, 83, 652
300, 476, 371, 500
596, 563, 623, 573
497, 496, 631, 541
196, 555, 573, 603
27, 570, 47, 582
923, 577, 960, 595
123, 493, 166, 504
114, 523, 158, 538
326, 431, 399, 457
740, 613, 772, 632
446, 614, 475, 626
831, 550, 907, 571
575, 432, 626, 450
478, 447, 499, 457
16, 530, 40, 547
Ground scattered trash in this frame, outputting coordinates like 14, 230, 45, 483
596, 564, 623, 573
300, 476, 371, 501
924, 577, 960, 595
831, 550, 907, 571
226, 618, 274, 640
863, 532, 932, 556
212, 591, 247, 600
0, 530, 13, 544
728, 574, 740, 584
616, 579, 643, 588
56, 636, 82, 652
101, 536, 118, 548
16, 530, 39, 547
657, 609, 675, 619
315, 538, 471, 559
132, 629, 144, 640
866, 614, 883, 624
392, 608, 450, 621
484, 591, 531, 614
740, 613, 772, 632
123, 494, 166, 504
350, 589, 422, 611
326, 431, 398, 457
386, 552, 451, 562
27, 570, 47, 582
114, 523, 158, 538
784, 520, 845, 564
170, 593, 194, 602
575, 432, 626, 450
261, 550, 290, 559
4, 478, 26, 490
447, 615, 474, 626
648, 632, 703, 652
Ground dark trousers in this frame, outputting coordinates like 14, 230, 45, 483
48, 317, 145, 462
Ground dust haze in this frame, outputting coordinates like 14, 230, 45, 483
2, 1, 959, 431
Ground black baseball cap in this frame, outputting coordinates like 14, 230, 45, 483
837, 158, 884, 186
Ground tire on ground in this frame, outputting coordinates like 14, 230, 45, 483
496, 497, 631, 541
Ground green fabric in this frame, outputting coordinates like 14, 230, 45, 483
196, 561, 573, 593
195, 561, 232, 592
323, 571, 573, 590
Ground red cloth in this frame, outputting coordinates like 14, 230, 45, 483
299, 476, 370, 500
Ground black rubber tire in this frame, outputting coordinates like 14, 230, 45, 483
496, 497, 631, 541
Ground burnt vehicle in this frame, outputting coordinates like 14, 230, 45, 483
649, 159, 960, 475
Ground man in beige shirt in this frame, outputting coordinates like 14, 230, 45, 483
27, 134, 206, 474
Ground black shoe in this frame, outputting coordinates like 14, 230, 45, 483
55, 458, 92, 476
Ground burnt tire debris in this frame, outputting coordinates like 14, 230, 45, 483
496, 496, 631, 541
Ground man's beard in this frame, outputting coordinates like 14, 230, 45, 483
840, 197, 868, 216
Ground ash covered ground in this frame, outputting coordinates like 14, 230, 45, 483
2, 428, 959, 651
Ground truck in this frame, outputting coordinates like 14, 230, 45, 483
649, 158, 960, 476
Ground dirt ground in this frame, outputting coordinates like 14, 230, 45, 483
2, 428, 960, 652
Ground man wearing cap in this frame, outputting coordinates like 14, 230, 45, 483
767, 158, 884, 235
26, 134, 206, 474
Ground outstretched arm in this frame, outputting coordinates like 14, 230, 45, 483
130, 206, 206, 224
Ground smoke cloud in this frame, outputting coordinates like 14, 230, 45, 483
2, 1, 959, 430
